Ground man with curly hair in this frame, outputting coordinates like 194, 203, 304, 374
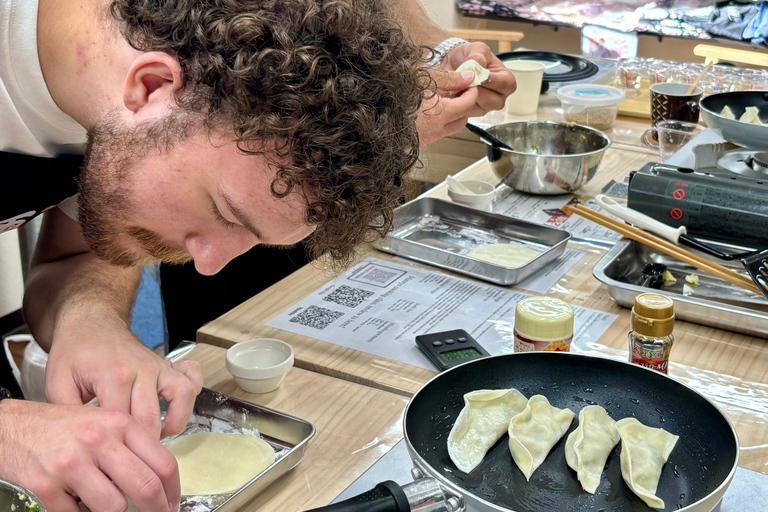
0, 0, 514, 509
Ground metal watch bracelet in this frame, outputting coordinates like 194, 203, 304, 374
425, 37, 467, 68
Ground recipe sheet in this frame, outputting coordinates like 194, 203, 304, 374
267, 258, 619, 370
492, 187, 622, 246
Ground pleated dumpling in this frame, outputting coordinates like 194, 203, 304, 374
448, 388, 528, 473
565, 405, 620, 493
616, 417, 680, 509
456, 59, 491, 87
508, 395, 575, 481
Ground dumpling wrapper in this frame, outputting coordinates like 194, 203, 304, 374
508, 395, 575, 481
616, 417, 679, 509
720, 105, 736, 120
565, 405, 620, 493
166, 432, 276, 496
456, 59, 491, 87
448, 388, 528, 473
467, 243, 540, 268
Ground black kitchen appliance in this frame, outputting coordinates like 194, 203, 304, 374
627, 162, 768, 250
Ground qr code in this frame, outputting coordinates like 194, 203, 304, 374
289, 305, 344, 330
366, 268, 399, 284
323, 285, 374, 308
349, 262, 406, 288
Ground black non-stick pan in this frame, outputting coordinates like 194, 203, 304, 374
310, 353, 739, 512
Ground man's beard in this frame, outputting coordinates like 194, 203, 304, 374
77, 110, 194, 267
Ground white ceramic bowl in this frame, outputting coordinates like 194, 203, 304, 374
446, 180, 495, 210
226, 338, 294, 394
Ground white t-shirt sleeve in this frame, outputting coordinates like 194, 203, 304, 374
57, 194, 79, 221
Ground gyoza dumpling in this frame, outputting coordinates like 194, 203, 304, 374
565, 405, 620, 493
616, 417, 680, 509
720, 105, 736, 119
739, 106, 765, 125
456, 59, 491, 87
508, 395, 575, 481
448, 389, 528, 473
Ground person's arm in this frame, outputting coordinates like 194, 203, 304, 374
24, 207, 140, 350
389, 0, 517, 143
389, 0, 451, 46
23, 207, 203, 438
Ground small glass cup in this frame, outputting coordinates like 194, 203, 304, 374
642, 120, 702, 162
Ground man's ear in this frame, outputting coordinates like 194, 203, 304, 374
123, 52, 183, 113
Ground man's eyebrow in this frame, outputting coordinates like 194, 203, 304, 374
221, 191, 264, 240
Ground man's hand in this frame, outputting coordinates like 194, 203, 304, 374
46, 308, 203, 439
444, 42, 516, 114
418, 42, 516, 145
0, 400, 180, 512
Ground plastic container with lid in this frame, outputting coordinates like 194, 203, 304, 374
514, 296, 574, 353
556, 84, 626, 130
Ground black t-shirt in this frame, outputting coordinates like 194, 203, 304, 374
0, 152, 83, 396
0, 152, 82, 233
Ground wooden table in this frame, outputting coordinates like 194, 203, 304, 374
199, 116, 768, 477
178, 343, 407, 511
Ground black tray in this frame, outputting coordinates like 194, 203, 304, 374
497, 51, 599, 92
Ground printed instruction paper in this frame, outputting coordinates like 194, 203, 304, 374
492, 187, 622, 246
268, 258, 619, 370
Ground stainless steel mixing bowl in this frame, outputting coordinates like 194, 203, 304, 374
484, 121, 611, 195
0, 479, 45, 511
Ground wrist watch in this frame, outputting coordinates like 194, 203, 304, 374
425, 37, 467, 68
0, 386, 11, 401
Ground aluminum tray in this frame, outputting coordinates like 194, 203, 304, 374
376, 198, 571, 285
593, 240, 768, 339
162, 387, 315, 512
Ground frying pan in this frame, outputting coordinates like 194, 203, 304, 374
700, 91, 768, 150
309, 353, 739, 512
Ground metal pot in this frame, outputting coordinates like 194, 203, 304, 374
0, 480, 45, 512
484, 121, 611, 195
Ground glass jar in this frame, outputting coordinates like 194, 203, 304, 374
628, 293, 675, 374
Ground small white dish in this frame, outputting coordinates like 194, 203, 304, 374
226, 338, 294, 394
446, 179, 495, 210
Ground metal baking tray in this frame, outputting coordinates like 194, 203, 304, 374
594, 240, 768, 339
376, 197, 570, 285
162, 387, 315, 512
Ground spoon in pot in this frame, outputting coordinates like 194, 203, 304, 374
465, 122, 514, 151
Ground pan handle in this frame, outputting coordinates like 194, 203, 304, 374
308, 481, 410, 512
306, 477, 465, 512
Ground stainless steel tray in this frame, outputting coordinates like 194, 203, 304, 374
162, 387, 315, 512
593, 240, 768, 339
376, 197, 571, 285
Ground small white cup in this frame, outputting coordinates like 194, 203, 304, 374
226, 338, 294, 394
503, 61, 545, 116
446, 179, 495, 210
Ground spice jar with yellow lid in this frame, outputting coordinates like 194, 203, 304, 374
514, 297, 574, 353
628, 293, 675, 374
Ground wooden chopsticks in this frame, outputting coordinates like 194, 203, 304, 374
563, 202, 763, 296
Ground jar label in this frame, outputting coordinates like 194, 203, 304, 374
630, 344, 670, 373
514, 331, 573, 353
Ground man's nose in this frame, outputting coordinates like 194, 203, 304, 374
184, 232, 256, 276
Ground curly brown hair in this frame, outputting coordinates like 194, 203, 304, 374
109, 0, 433, 265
